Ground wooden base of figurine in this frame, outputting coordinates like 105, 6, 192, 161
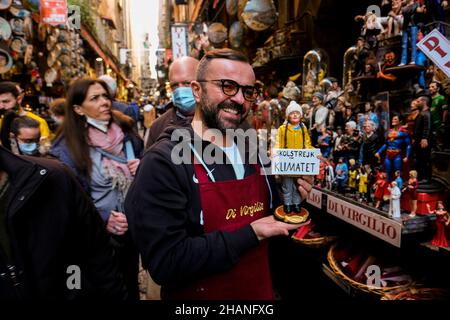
274, 205, 310, 224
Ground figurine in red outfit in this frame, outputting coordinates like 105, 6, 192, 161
403, 170, 419, 217
427, 201, 449, 248
373, 171, 389, 209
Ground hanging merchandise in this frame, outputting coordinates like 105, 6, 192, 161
0, 47, 13, 73
46, 49, 57, 67
229, 21, 244, 49
241, 0, 277, 31
10, 36, 27, 53
46, 30, 57, 51
23, 43, 32, 64
9, 5, 31, 17
23, 0, 39, 12
23, 15, 32, 39
226, 0, 238, 16
10, 17, 25, 35
207, 22, 227, 47
44, 67, 57, 85
37, 22, 46, 41
0, 0, 11, 10
237, 0, 247, 22
0, 16, 12, 40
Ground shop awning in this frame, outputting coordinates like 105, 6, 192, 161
80, 25, 128, 82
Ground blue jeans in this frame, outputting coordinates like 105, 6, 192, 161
401, 26, 418, 65
415, 50, 426, 88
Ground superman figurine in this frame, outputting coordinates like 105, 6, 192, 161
375, 114, 411, 181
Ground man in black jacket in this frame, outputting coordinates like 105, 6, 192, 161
360, 120, 380, 168
413, 94, 432, 183
0, 146, 126, 299
125, 49, 313, 300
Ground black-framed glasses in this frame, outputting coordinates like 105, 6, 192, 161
197, 79, 258, 102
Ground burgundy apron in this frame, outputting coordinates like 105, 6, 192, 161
167, 161, 273, 300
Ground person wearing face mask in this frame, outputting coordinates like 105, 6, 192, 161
50, 78, 144, 300
48, 98, 65, 132
0, 82, 50, 149
9, 116, 41, 156
144, 56, 199, 149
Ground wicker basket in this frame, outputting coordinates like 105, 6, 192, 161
381, 287, 450, 300
293, 235, 338, 248
291, 223, 338, 248
327, 243, 413, 296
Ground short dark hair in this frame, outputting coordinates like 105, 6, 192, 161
11, 116, 40, 136
417, 94, 431, 107
196, 48, 249, 81
430, 80, 442, 90
49, 98, 66, 117
0, 81, 20, 97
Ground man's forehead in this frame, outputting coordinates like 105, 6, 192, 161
19, 127, 40, 136
0, 92, 15, 100
207, 58, 255, 84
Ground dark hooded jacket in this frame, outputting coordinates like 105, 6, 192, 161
0, 147, 126, 300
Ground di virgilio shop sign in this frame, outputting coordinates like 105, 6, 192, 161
307, 189, 402, 247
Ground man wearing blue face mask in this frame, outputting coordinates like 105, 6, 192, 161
10, 116, 41, 157
145, 56, 199, 149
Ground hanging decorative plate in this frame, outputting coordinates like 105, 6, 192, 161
9, 5, 30, 17
241, 0, 277, 31
23, 16, 32, 39
58, 53, 70, 67
0, 0, 12, 10
46, 34, 57, 51
237, 0, 247, 22
10, 17, 24, 35
23, 43, 32, 64
44, 67, 58, 85
22, 0, 39, 12
37, 22, 46, 41
55, 42, 70, 54
207, 22, 228, 46
0, 17, 12, 40
57, 29, 69, 43
10, 36, 26, 53
229, 21, 244, 48
47, 49, 57, 67
226, 0, 238, 16
0, 47, 13, 73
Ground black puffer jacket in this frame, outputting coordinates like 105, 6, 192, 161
0, 147, 126, 300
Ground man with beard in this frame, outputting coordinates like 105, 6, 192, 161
0, 82, 50, 149
413, 94, 432, 183
125, 49, 313, 300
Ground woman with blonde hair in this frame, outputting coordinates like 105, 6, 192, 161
403, 170, 419, 217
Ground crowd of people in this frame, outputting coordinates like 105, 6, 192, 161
0, 48, 314, 300
0, 41, 448, 299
